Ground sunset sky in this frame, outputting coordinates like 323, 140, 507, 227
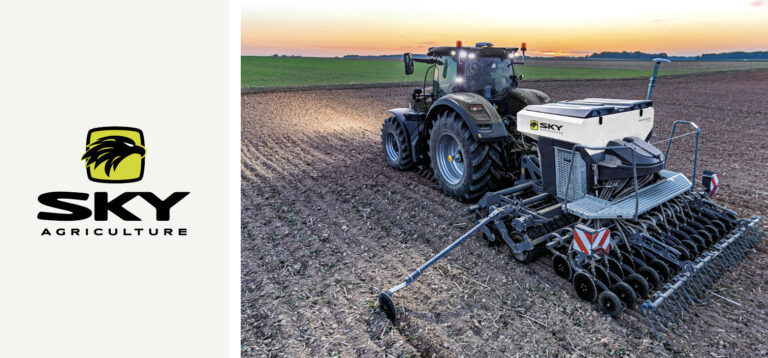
243, 0, 768, 57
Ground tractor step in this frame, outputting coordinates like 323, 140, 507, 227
565, 170, 691, 219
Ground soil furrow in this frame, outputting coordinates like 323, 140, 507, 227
243, 70, 768, 357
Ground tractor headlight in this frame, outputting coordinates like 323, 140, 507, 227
459, 51, 467, 58
455, 77, 463, 83
468, 52, 476, 59
450, 50, 456, 56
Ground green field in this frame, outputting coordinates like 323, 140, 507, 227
242, 56, 768, 88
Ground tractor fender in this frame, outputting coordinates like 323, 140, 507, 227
426, 92, 507, 142
387, 108, 421, 136
388, 107, 426, 162
508, 88, 550, 114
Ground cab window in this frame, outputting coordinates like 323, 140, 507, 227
434, 56, 457, 97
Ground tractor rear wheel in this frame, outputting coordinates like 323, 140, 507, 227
429, 111, 501, 202
381, 116, 413, 170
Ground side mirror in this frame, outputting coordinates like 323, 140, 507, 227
404, 52, 414, 75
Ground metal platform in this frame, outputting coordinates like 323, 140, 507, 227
564, 170, 692, 219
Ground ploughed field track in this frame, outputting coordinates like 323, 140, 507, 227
242, 70, 768, 357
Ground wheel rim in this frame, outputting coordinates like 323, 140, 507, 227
385, 132, 400, 162
435, 133, 464, 185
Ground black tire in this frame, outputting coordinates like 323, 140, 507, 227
625, 273, 650, 298
681, 240, 699, 257
381, 116, 414, 170
552, 253, 572, 280
722, 213, 737, 231
428, 111, 501, 202
593, 264, 611, 286
703, 225, 720, 240
680, 224, 699, 238
638, 266, 660, 289
711, 219, 728, 236
649, 259, 670, 282
696, 229, 713, 245
689, 234, 707, 252
573, 272, 597, 303
598, 291, 624, 317
673, 228, 692, 244
698, 217, 722, 237
676, 245, 692, 261
607, 257, 625, 278
621, 254, 637, 270
688, 220, 707, 232
611, 282, 637, 309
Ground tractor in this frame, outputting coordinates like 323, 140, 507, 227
380, 41, 548, 201
376, 41, 764, 341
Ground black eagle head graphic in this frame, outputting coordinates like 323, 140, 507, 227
81, 135, 146, 176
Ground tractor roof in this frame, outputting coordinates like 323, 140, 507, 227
427, 46, 519, 58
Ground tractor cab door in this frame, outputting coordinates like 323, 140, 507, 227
434, 56, 457, 99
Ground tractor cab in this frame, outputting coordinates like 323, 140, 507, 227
404, 42, 527, 112
429, 44, 521, 100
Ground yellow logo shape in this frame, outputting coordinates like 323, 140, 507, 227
82, 127, 146, 183
530, 120, 539, 130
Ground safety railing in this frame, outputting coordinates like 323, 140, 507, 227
660, 120, 701, 191
563, 145, 640, 221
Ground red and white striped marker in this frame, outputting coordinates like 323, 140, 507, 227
573, 227, 612, 257
591, 229, 612, 256
709, 173, 719, 196
573, 227, 592, 255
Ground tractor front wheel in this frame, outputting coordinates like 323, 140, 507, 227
381, 116, 413, 170
428, 111, 500, 202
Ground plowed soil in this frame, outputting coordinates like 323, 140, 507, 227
242, 70, 768, 357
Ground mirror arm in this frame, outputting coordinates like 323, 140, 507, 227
414, 58, 443, 65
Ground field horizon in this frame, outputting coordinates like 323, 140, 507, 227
243, 56, 768, 89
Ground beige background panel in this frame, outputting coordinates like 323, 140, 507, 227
0, 0, 230, 357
